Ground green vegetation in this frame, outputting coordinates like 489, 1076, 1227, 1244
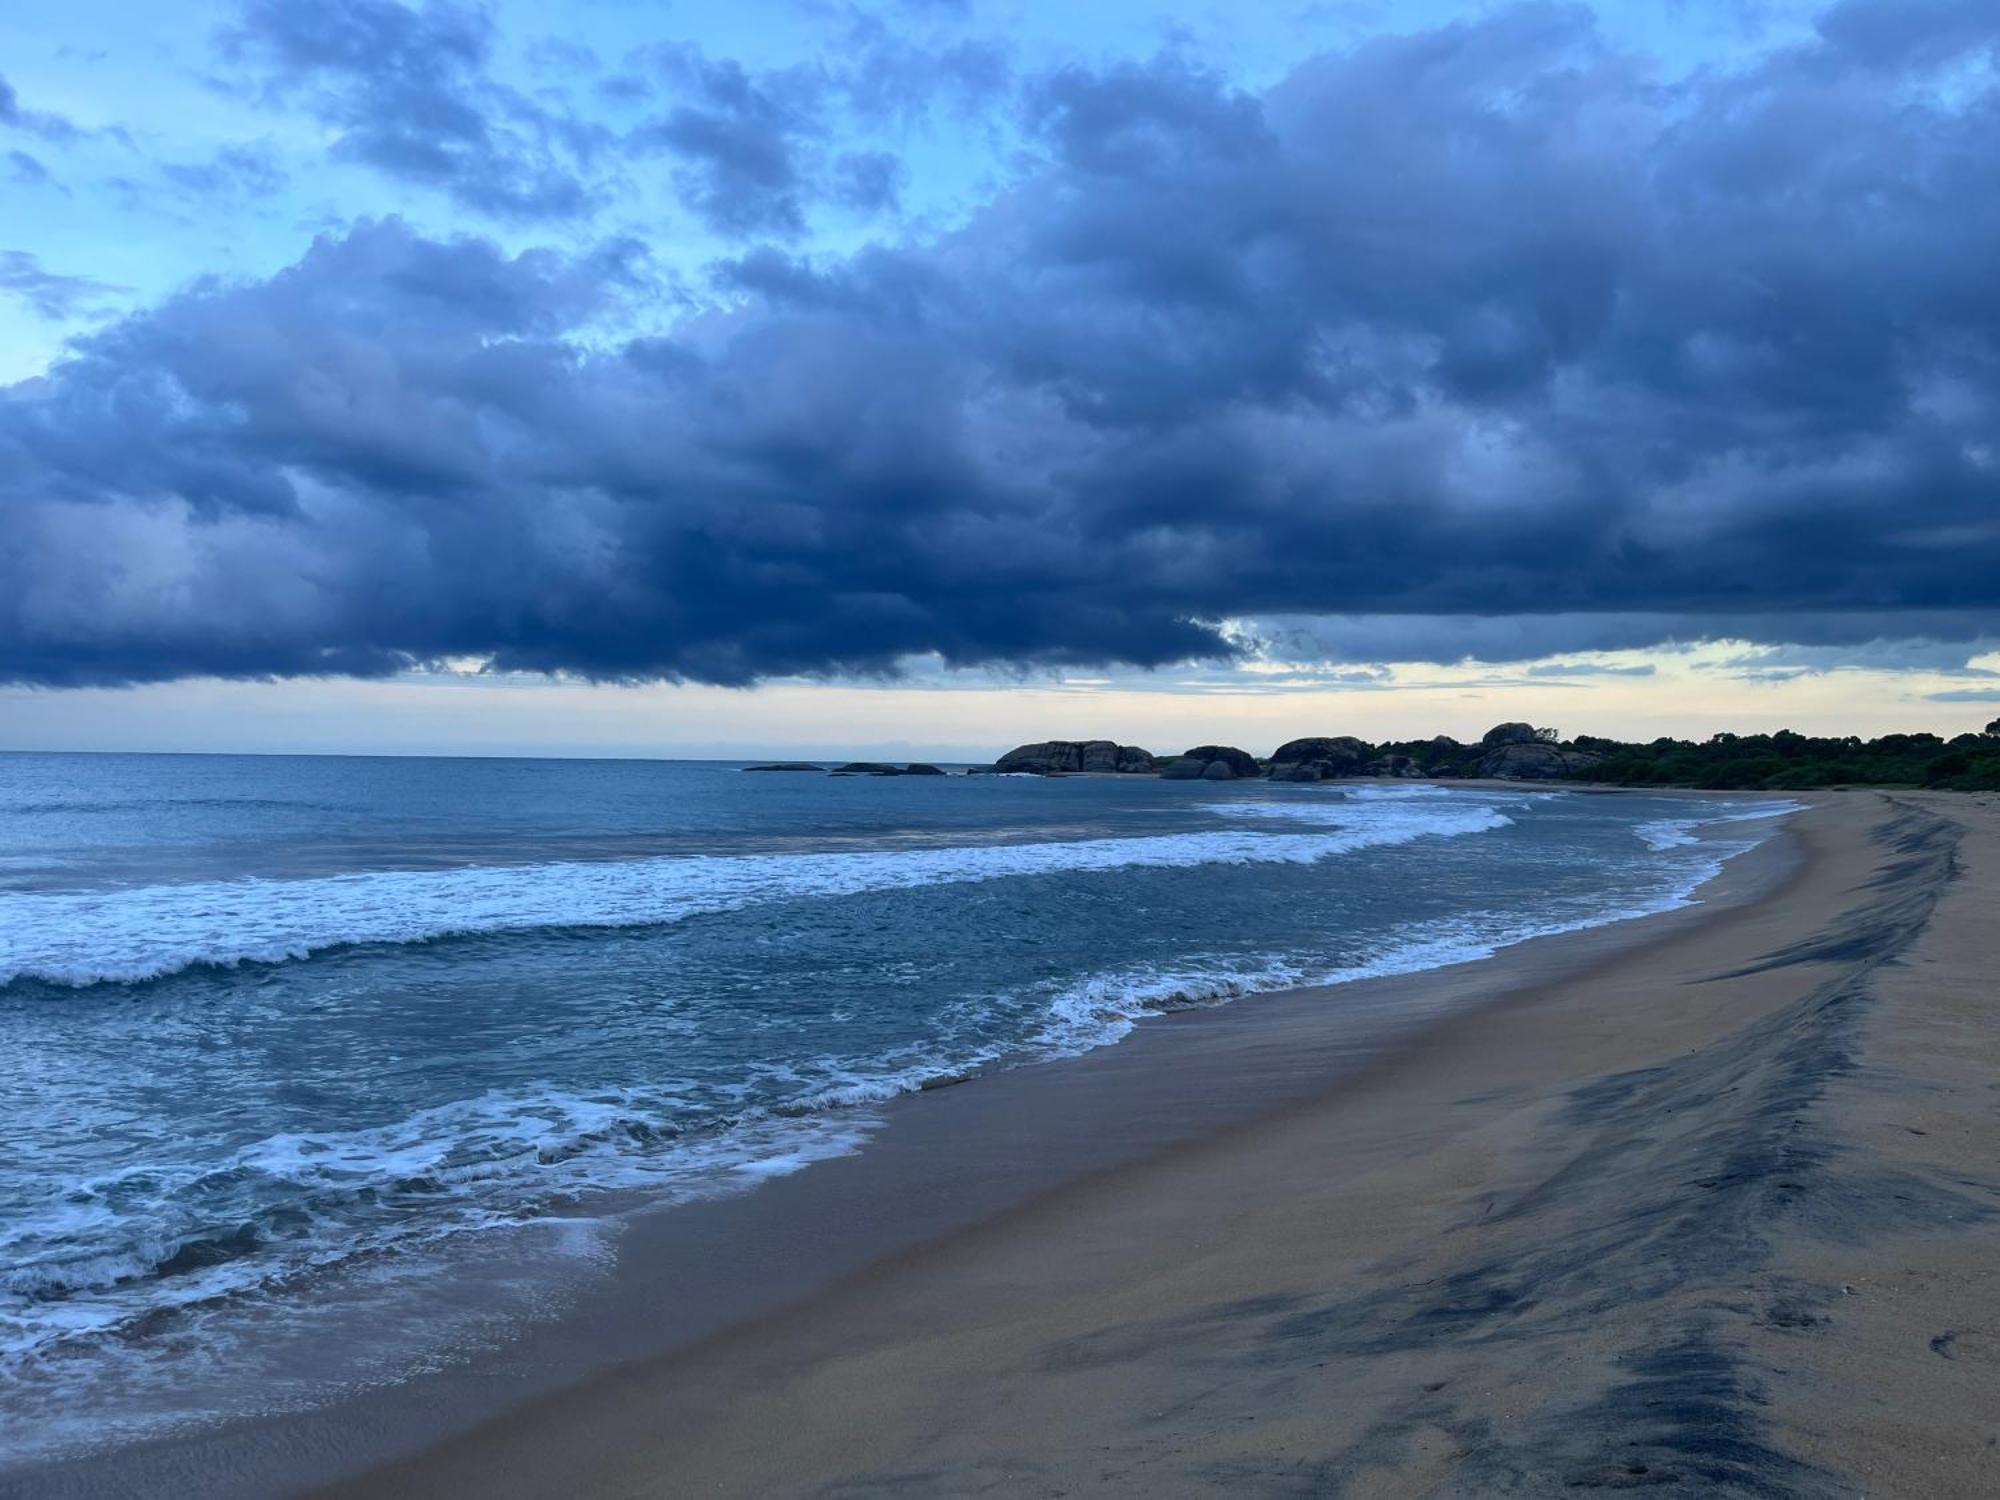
1568, 720, 2000, 791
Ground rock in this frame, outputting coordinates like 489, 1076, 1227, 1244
1266, 764, 1324, 783
1422, 736, 1474, 777
1476, 742, 1604, 780
995, 741, 1079, 774
830, 762, 904, 775
902, 763, 946, 775
1366, 754, 1423, 778
1079, 740, 1122, 773
1161, 745, 1260, 780
993, 740, 1156, 775
1266, 735, 1372, 782
1481, 722, 1542, 747
742, 762, 825, 772
1182, 745, 1261, 777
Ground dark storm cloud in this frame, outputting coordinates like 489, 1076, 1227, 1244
222, 0, 602, 220
3, 1, 1999, 687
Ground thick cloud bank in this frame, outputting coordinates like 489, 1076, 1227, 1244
4, 2, 1998, 685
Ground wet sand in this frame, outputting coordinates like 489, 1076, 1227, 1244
21, 790, 1997, 1498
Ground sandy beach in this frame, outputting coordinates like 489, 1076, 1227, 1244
283, 789, 1990, 1499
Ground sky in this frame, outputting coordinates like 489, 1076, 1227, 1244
1, 0, 1997, 758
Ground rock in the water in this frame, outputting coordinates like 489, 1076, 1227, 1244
830, 762, 904, 775
1481, 722, 1542, 747
902, 763, 946, 775
993, 740, 1156, 775
1200, 759, 1237, 780
1266, 735, 1371, 781
743, 762, 825, 772
1476, 742, 1604, 780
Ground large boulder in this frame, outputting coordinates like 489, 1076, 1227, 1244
1266, 735, 1371, 782
993, 740, 1155, 775
1481, 722, 1542, 747
1477, 742, 1604, 780
995, 741, 1081, 774
1162, 744, 1260, 781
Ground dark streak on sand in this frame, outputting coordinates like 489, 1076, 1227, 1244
1032, 803, 1988, 1497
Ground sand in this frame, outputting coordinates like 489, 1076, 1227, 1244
288, 789, 1996, 1499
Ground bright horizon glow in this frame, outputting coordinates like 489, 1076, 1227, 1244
5, 644, 1995, 759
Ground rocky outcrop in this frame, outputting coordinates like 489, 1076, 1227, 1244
986, 728, 1600, 782
1366, 754, 1424, 778
1266, 736, 1372, 782
743, 762, 825, 772
993, 740, 1157, 775
830, 762, 950, 776
1477, 742, 1604, 780
902, 763, 946, 776
1161, 745, 1261, 781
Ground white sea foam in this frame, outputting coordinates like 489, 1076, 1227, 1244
0, 1084, 878, 1362
0, 801, 1514, 989
1033, 808, 1795, 1055
1634, 799, 1803, 852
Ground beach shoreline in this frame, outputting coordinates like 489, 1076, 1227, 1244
16, 789, 1996, 1497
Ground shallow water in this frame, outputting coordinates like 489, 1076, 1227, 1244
0, 752, 1796, 1458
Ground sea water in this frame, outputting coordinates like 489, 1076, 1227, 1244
0, 752, 1796, 1459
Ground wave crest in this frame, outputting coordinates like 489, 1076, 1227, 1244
0, 803, 1511, 990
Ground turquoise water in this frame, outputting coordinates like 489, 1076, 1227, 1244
0, 752, 1793, 1454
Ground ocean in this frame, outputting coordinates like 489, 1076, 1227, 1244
0, 752, 1796, 1461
